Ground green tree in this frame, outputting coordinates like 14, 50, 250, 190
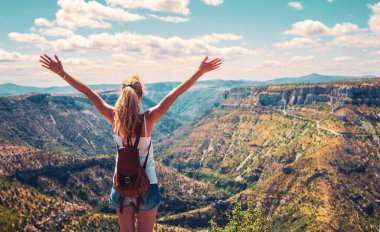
210, 202, 270, 232
0, 205, 19, 232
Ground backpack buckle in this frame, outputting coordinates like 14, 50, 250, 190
124, 176, 131, 184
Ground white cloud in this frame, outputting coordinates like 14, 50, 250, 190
11, 31, 249, 59
8, 32, 48, 44
0, 49, 36, 62
325, 3, 380, 49
60, 57, 99, 65
202, 0, 224, 6
195, 33, 243, 44
371, 50, 380, 56
112, 53, 136, 62
290, 55, 316, 62
328, 34, 380, 48
288, 2, 303, 10
34, 17, 53, 27
55, 0, 146, 29
368, 2, 380, 35
37, 27, 75, 37
255, 60, 285, 69
285, 20, 328, 37
148, 14, 189, 23
273, 37, 321, 49
331, 23, 362, 36
333, 56, 354, 62
285, 20, 361, 37
327, 0, 333, 3
106, 0, 190, 15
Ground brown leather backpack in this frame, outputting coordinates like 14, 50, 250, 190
113, 111, 151, 214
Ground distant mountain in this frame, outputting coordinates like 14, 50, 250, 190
0, 83, 121, 96
0, 83, 46, 96
0, 92, 182, 156
264, 73, 378, 85
1, 74, 378, 97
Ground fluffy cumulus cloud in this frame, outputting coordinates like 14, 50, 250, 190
327, 34, 380, 48
33, 27, 75, 37
369, 2, 380, 35
9, 31, 250, 59
55, 0, 146, 29
273, 37, 321, 49
288, 2, 303, 10
285, 20, 361, 37
30, 0, 192, 33
34, 17, 53, 27
195, 33, 242, 44
281, 2, 380, 51
0, 49, 36, 62
8, 32, 48, 44
202, 0, 224, 6
106, 0, 190, 15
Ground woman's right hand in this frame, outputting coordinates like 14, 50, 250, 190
39, 54, 64, 75
198, 56, 222, 74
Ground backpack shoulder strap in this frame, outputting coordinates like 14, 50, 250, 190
133, 113, 144, 148
133, 111, 149, 148
142, 140, 152, 169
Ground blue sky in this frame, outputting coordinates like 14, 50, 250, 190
1, 0, 380, 87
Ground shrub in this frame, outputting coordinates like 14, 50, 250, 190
0, 205, 19, 232
210, 202, 270, 232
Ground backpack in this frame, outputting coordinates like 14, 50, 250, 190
113, 111, 152, 214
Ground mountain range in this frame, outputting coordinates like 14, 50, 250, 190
1, 73, 377, 97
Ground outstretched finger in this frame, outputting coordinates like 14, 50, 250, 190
210, 58, 221, 64
211, 65, 221, 70
54, 55, 61, 63
202, 56, 208, 63
212, 61, 222, 66
43, 54, 54, 62
41, 64, 49, 69
40, 55, 50, 63
39, 60, 49, 66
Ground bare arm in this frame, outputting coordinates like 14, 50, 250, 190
149, 56, 222, 122
39, 54, 114, 124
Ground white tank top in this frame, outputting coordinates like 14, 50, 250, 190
112, 114, 158, 184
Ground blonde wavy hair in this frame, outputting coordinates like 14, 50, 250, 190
113, 75, 144, 142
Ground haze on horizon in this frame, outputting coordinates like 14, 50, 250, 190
0, 0, 380, 87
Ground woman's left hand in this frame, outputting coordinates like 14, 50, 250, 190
39, 54, 64, 75
198, 56, 222, 74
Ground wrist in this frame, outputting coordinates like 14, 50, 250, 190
57, 68, 65, 76
59, 70, 67, 80
196, 69, 205, 75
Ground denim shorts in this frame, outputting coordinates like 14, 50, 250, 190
108, 184, 161, 211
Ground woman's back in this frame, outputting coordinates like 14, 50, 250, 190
112, 113, 158, 184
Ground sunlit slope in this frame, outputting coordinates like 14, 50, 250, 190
157, 78, 380, 231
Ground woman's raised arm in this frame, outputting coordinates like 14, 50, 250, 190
39, 54, 114, 124
149, 56, 222, 122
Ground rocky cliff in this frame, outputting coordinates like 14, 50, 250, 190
222, 78, 380, 107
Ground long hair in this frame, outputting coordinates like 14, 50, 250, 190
113, 75, 144, 142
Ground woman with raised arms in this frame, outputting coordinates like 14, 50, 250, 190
39, 54, 222, 231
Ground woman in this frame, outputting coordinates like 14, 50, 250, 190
39, 54, 222, 231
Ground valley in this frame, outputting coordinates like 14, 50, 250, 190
0, 77, 379, 231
